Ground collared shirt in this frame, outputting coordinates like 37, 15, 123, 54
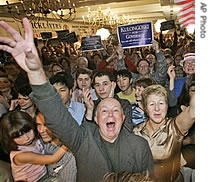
68, 100, 86, 125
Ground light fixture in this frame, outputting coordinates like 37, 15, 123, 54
6, 0, 76, 22
186, 24, 195, 34
82, 6, 131, 28
96, 28, 110, 40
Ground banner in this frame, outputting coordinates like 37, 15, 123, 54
117, 22, 154, 48
0, 18, 23, 38
81, 35, 104, 52
174, 0, 195, 28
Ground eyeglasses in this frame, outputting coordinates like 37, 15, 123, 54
185, 62, 195, 66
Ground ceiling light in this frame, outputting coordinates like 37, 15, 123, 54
6, 0, 76, 22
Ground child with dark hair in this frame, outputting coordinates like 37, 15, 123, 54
132, 77, 154, 126
0, 111, 67, 182
116, 69, 135, 104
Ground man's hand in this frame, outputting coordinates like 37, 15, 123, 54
116, 44, 124, 59
83, 88, 94, 121
167, 65, 176, 80
151, 40, 160, 53
108, 82, 116, 98
167, 65, 176, 91
9, 99, 19, 111
0, 18, 47, 85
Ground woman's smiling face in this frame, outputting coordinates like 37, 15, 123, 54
146, 94, 168, 124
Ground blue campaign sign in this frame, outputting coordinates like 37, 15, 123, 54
117, 22, 154, 48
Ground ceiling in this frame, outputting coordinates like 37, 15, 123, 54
0, 0, 181, 25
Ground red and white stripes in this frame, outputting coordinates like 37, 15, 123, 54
174, 0, 195, 28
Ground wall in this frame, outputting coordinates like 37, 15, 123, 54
0, 17, 92, 39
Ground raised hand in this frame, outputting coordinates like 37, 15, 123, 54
167, 65, 176, 91
167, 65, 176, 80
115, 44, 124, 59
0, 18, 46, 84
108, 82, 116, 98
83, 88, 94, 121
8, 99, 19, 111
151, 40, 160, 53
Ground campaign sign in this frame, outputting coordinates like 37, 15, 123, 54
40, 32, 52, 39
117, 22, 153, 48
56, 30, 69, 41
66, 32, 78, 43
81, 35, 104, 52
160, 20, 176, 31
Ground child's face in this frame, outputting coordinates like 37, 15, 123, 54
116, 76, 131, 92
13, 129, 35, 146
135, 85, 145, 101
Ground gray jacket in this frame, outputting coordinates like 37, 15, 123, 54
31, 82, 154, 182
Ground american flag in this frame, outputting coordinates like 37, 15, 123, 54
174, 0, 195, 28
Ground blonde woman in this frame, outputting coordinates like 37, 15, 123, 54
133, 84, 195, 181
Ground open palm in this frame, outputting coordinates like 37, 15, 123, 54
0, 18, 41, 73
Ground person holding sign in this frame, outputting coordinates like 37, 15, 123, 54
159, 20, 178, 57
116, 40, 168, 87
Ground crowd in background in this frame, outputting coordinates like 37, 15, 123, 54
0, 21, 195, 182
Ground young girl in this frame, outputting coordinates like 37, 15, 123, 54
0, 110, 68, 182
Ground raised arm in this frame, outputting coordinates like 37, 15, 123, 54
83, 88, 94, 121
150, 40, 168, 86
167, 65, 177, 107
176, 92, 195, 135
116, 44, 127, 70
14, 145, 68, 165
0, 18, 82, 152
0, 18, 46, 85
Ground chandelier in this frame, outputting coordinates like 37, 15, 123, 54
6, 0, 76, 22
82, 6, 131, 28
